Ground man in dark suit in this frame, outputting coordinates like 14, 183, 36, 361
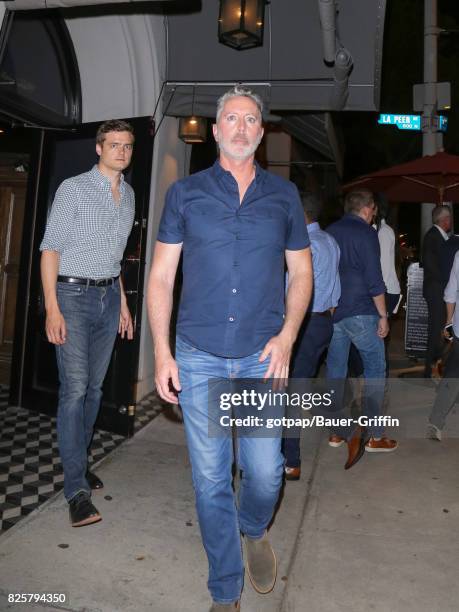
440, 233, 459, 287
422, 205, 452, 377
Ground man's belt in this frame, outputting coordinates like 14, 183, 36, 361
310, 309, 332, 317
57, 275, 119, 287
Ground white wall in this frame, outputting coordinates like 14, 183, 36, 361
64, 10, 187, 400
65, 12, 158, 122
136, 117, 189, 398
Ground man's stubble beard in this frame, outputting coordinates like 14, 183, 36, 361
217, 132, 263, 162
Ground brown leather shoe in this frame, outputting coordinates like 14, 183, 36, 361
344, 426, 366, 470
365, 437, 398, 452
284, 466, 301, 481
328, 434, 345, 448
431, 359, 443, 380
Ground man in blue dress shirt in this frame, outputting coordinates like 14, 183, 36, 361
283, 192, 341, 480
147, 86, 312, 611
326, 189, 398, 453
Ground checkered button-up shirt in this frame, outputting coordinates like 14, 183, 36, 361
40, 165, 135, 279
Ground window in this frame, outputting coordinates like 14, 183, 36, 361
0, 10, 81, 126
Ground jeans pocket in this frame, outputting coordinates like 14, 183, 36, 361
175, 336, 197, 354
57, 283, 84, 297
111, 280, 121, 295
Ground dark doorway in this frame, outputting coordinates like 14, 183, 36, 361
0, 125, 37, 387
0, 160, 28, 385
9, 117, 154, 437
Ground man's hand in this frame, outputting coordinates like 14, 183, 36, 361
259, 332, 294, 388
119, 300, 134, 339
155, 351, 181, 404
45, 307, 67, 345
377, 316, 389, 338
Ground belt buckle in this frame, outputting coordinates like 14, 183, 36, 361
94, 278, 105, 286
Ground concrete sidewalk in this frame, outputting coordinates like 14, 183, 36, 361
0, 379, 458, 612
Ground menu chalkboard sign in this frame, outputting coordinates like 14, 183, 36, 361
405, 262, 428, 354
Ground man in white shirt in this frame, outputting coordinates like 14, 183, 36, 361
378, 217, 401, 313
427, 250, 459, 440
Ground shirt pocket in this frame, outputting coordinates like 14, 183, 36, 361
184, 201, 231, 243
252, 208, 288, 248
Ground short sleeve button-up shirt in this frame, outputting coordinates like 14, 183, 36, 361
157, 161, 309, 358
40, 165, 135, 279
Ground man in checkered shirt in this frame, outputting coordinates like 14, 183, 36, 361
40, 120, 135, 528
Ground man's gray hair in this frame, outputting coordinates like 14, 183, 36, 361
216, 85, 263, 121
344, 188, 374, 214
432, 204, 451, 225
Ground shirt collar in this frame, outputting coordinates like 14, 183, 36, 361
212, 159, 265, 185
434, 224, 449, 240
345, 212, 369, 226
307, 222, 320, 233
90, 164, 125, 189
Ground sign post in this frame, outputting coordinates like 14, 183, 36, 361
377, 113, 448, 132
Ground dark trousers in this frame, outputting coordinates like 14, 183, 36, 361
429, 335, 459, 429
56, 281, 121, 501
424, 290, 446, 376
283, 312, 333, 468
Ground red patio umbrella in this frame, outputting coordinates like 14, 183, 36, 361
342, 151, 459, 205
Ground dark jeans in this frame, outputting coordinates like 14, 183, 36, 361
283, 312, 333, 468
56, 280, 120, 501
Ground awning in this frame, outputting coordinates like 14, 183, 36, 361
6, 0, 173, 9
164, 0, 386, 115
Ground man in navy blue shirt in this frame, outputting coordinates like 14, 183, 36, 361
326, 189, 397, 453
147, 86, 312, 611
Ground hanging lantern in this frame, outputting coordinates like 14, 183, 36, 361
218, 0, 265, 50
178, 116, 207, 143
178, 85, 207, 143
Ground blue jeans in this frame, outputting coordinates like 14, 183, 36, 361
175, 336, 284, 604
56, 280, 120, 501
327, 315, 386, 438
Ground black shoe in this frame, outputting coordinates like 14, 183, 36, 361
69, 492, 102, 527
86, 470, 104, 490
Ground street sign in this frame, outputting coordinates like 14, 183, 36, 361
378, 113, 448, 132
378, 114, 421, 130
439, 115, 448, 132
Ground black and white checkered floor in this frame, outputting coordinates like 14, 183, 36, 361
0, 386, 165, 534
